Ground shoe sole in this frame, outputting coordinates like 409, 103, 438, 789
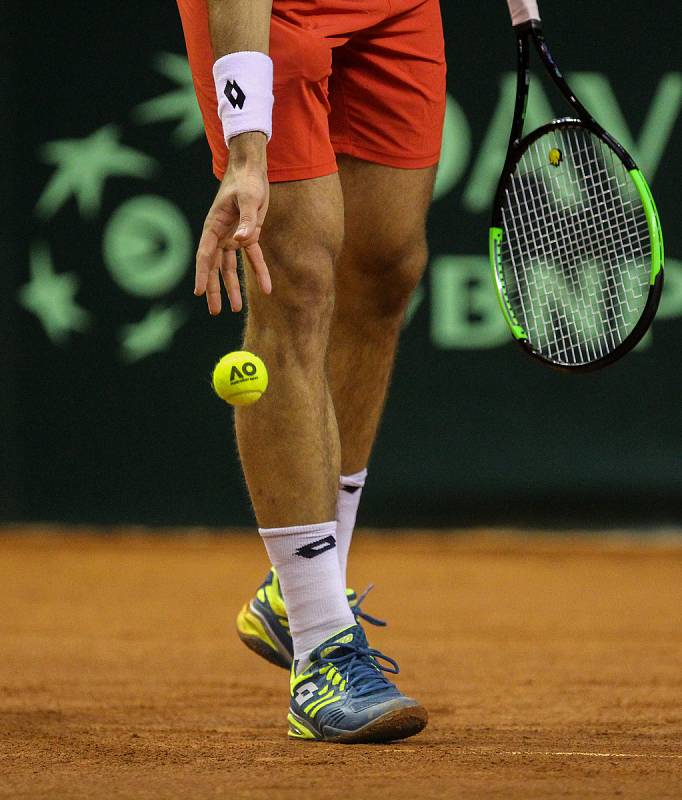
289, 704, 428, 744
236, 603, 292, 670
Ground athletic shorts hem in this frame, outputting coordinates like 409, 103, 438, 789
331, 142, 441, 171
267, 160, 339, 183
214, 159, 339, 184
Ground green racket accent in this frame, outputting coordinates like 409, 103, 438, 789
489, 226, 527, 340
629, 169, 664, 285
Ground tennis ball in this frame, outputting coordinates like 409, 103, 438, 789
212, 351, 268, 406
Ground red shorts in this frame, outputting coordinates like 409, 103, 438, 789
177, 0, 446, 182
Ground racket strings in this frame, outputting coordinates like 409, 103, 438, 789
500, 126, 651, 365
512, 143, 638, 361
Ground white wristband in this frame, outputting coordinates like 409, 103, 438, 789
507, 0, 541, 25
212, 51, 274, 148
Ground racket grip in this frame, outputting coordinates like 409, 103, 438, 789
507, 0, 541, 25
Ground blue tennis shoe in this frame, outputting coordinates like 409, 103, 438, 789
287, 624, 427, 743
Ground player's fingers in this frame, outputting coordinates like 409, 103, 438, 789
205, 252, 223, 316
244, 242, 272, 295
195, 226, 218, 296
220, 249, 243, 313
256, 199, 269, 228
234, 192, 260, 243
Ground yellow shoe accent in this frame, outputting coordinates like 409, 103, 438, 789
309, 694, 344, 718
287, 711, 318, 740
235, 601, 295, 670
304, 689, 334, 715
263, 568, 288, 619
236, 603, 279, 652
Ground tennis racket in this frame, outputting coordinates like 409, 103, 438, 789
490, 0, 664, 371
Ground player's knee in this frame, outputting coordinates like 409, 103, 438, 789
252, 178, 344, 363
352, 241, 428, 319
250, 243, 337, 364
280, 251, 336, 334
387, 245, 428, 312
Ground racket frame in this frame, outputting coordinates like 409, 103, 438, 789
490, 20, 664, 372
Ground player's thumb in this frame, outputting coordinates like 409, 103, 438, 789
234, 195, 258, 242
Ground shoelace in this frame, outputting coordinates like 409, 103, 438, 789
351, 584, 387, 628
319, 638, 400, 698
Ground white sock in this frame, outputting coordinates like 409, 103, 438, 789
336, 468, 367, 587
259, 521, 355, 664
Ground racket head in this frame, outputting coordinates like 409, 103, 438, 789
490, 119, 664, 372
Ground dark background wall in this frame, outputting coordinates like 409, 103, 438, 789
2, 1, 681, 528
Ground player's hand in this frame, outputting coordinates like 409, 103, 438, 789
194, 132, 271, 315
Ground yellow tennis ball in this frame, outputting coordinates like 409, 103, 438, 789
212, 351, 268, 406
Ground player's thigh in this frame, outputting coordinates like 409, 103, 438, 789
337, 156, 436, 303
338, 156, 436, 254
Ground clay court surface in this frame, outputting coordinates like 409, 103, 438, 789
1, 529, 682, 799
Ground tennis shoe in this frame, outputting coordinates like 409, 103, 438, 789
287, 624, 427, 743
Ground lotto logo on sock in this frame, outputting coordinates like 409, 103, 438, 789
295, 535, 336, 559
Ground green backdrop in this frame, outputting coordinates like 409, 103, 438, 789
2, 1, 680, 527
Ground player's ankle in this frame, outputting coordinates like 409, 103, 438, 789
259, 520, 355, 664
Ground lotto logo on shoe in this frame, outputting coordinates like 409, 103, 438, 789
294, 536, 336, 559
224, 80, 246, 110
294, 682, 318, 706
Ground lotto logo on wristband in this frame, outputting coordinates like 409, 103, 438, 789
225, 80, 246, 110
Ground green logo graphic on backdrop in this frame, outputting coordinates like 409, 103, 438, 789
119, 305, 188, 363
19, 243, 92, 344
36, 125, 158, 221
104, 196, 192, 297
133, 53, 205, 146
25, 55, 201, 363
20, 56, 682, 359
